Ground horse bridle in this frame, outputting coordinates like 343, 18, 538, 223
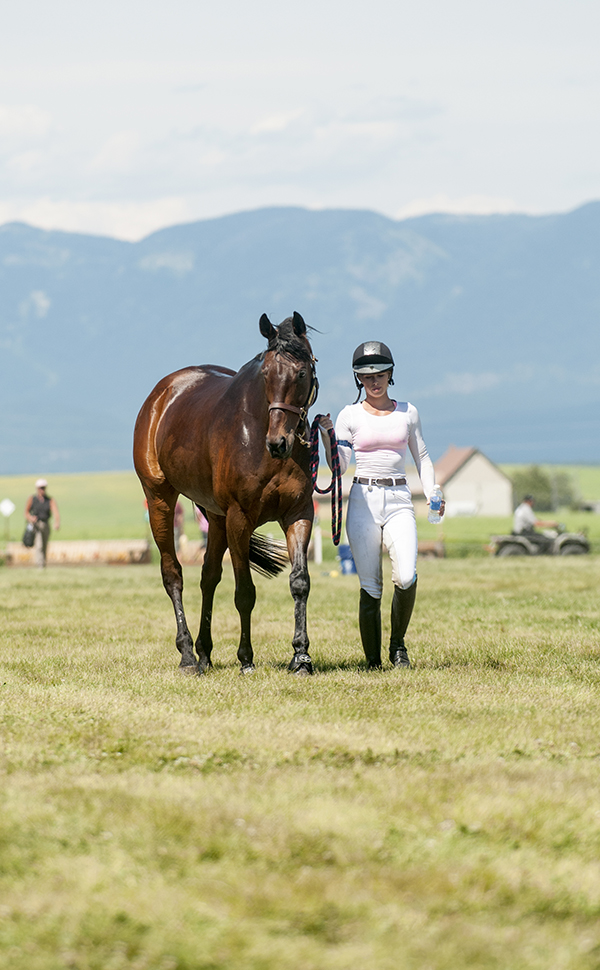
267, 356, 319, 446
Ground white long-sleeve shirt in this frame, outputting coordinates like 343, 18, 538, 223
334, 401, 436, 500
513, 502, 537, 534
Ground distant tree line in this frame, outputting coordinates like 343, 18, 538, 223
511, 466, 578, 511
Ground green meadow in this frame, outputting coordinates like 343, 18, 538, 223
2, 469, 600, 557
0, 472, 150, 542
1, 557, 599, 969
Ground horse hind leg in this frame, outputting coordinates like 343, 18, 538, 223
145, 487, 198, 673
195, 513, 228, 673
226, 506, 257, 674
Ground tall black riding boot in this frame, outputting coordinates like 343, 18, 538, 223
389, 579, 417, 668
359, 588, 382, 669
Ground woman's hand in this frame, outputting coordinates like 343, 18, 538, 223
319, 413, 334, 434
318, 413, 334, 470
426, 499, 446, 517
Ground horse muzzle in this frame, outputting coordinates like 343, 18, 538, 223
266, 432, 294, 460
267, 401, 304, 459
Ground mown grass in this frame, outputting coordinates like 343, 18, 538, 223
1, 557, 600, 969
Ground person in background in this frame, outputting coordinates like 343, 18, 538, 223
194, 506, 209, 548
513, 494, 558, 553
173, 500, 185, 551
25, 479, 60, 568
319, 341, 443, 670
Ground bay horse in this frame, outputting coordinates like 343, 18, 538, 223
133, 311, 319, 676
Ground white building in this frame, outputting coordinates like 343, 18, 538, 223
407, 445, 513, 517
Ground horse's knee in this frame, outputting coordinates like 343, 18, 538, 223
290, 565, 310, 600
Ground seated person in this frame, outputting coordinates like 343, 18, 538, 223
513, 494, 558, 552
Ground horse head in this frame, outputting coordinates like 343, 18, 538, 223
260, 311, 318, 460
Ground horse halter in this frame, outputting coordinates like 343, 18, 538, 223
267, 355, 319, 446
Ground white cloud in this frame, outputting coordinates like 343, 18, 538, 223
396, 194, 522, 220
0, 104, 52, 140
88, 131, 140, 174
5, 150, 45, 174
20, 290, 51, 319
0, 197, 189, 241
196, 148, 228, 169
0, 3, 599, 236
138, 252, 195, 276
344, 96, 443, 124
350, 287, 387, 320
251, 109, 305, 134
332, 120, 400, 141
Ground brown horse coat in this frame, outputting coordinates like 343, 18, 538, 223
133, 312, 318, 674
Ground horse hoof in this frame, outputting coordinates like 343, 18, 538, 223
240, 664, 256, 676
288, 654, 313, 676
292, 664, 313, 676
178, 663, 199, 676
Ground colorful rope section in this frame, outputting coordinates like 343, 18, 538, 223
309, 415, 343, 546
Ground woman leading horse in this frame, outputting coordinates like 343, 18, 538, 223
133, 311, 318, 676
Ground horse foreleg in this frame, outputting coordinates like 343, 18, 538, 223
226, 506, 256, 674
284, 517, 313, 675
145, 488, 197, 672
196, 514, 228, 672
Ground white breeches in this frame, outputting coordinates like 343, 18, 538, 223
346, 482, 417, 598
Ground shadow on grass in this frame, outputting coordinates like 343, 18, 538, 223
269, 658, 374, 674
174, 652, 521, 676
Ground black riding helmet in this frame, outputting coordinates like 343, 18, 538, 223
352, 341, 394, 400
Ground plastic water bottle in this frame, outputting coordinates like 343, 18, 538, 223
428, 485, 443, 524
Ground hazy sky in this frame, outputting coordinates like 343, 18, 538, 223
1, 0, 599, 239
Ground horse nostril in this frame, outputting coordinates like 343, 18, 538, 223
267, 436, 288, 459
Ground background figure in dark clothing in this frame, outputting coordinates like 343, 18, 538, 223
25, 479, 60, 567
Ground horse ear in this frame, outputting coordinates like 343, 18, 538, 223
292, 311, 306, 336
259, 313, 277, 341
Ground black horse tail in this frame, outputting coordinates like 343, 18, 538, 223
249, 532, 289, 577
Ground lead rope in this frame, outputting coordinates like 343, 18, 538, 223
309, 415, 343, 546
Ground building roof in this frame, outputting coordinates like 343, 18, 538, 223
434, 445, 478, 485
407, 444, 511, 497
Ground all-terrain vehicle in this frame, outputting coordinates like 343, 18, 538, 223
490, 526, 590, 557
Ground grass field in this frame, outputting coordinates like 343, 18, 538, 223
1, 557, 599, 969
2, 470, 600, 558
0, 472, 150, 543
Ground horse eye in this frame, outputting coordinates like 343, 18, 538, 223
298, 370, 306, 380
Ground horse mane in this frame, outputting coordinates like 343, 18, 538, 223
264, 317, 315, 363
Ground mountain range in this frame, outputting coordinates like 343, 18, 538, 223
1, 203, 599, 474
